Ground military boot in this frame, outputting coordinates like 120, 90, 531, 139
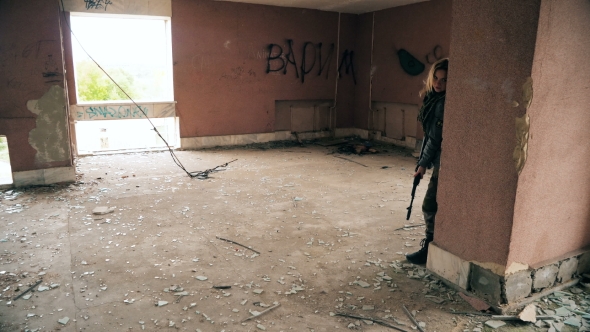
405, 236, 432, 265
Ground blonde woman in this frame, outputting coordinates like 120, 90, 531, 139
406, 58, 448, 265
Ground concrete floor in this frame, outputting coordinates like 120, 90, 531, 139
0, 141, 581, 331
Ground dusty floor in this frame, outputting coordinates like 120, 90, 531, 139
0, 139, 585, 331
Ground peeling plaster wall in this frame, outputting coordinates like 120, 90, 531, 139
172, 0, 358, 138
27, 85, 70, 164
0, 0, 72, 172
434, 0, 541, 268
353, 0, 452, 133
509, 0, 590, 267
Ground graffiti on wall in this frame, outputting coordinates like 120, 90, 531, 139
425, 45, 443, 64
76, 105, 151, 120
266, 39, 356, 84
397, 49, 424, 76
338, 50, 356, 85
397, 45, 444, 76
84, 0, 113, 11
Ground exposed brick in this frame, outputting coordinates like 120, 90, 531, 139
504, 270, 532, 303
557, 257, 578, 283
532, 264, 558, 291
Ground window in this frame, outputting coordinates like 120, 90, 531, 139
70, 14, 174, 103
0, 136, 12, 185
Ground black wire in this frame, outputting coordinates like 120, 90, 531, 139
58, 0, 231, 179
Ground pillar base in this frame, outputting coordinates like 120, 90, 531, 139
427, 243, 589, 313
11, 166, 76, 187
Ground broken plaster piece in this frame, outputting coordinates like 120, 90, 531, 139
355, 281, 370, 288
58, 317, 70, 325
195, 276, 208, 281
485, 320, 506, 329
518, 303, 537, 323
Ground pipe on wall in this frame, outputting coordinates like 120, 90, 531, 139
329, 12, 341, 137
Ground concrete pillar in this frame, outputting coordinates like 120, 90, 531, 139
428, 0, 590, 311
426, 0, 541, 307
435, 0, 541, 273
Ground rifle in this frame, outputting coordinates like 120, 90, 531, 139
406, 166, 421, 220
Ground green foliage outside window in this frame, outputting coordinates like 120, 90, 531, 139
0, 137, 9, 162
75, 60, 139, 102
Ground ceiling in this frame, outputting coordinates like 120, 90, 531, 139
215, 0, 429, 14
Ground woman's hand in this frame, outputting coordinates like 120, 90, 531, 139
414, 166, 426, 179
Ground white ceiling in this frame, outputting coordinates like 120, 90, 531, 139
215, 0, 428, 14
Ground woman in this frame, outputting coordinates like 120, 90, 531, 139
406, 58, 448, 265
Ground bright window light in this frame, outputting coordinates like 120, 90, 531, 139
70, 14, 173, 103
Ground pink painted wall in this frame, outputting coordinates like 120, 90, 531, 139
353, 0, 452, 130
171, 0, 358, 138
508, 0, 590, 268
434, 0, 541, 266
0, 0, 71, 172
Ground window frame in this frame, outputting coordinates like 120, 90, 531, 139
69, 12, 175, 105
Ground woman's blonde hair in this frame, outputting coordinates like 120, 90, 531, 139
419, 58, 449, 97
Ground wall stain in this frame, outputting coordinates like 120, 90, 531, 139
27, 85, 70, 164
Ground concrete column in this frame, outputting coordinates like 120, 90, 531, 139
434, 0, 541, 272
425, 1, 542, 307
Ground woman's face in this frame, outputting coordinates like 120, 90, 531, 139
432, 69, 447, 93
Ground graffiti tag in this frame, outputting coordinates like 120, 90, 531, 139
78, 105, 151, 120
265, 39, 359, 84
84, 0, 113, 11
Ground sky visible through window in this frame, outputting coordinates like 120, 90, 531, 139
71, 15, 172, 102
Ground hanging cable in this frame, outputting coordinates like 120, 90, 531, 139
58, 0, 235, 179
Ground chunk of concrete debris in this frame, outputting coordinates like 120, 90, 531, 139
22, 294, 32, 300
564, 317, 581, 327
157, 301, 168, 307
253, 289, 264, 294
362, 305, 374, 311
169, 321, 175, 327
37, 286, 49, 292
58, 317, 70, 325
485, 320, 506, 329
354, 281, 370, 288
195, 276, 208, 281
518, 303, 537, 323
257, 324, 266, 330
92, 206, 114, 215
50, 283, 60, 289
554, 307, 570, 316
425, 295, 445, 304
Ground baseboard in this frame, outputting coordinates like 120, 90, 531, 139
12, 166, 76, 187
427, 243, 589, 313
180, 129, 375, 149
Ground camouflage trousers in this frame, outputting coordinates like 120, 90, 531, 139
422, 167, 439, 241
